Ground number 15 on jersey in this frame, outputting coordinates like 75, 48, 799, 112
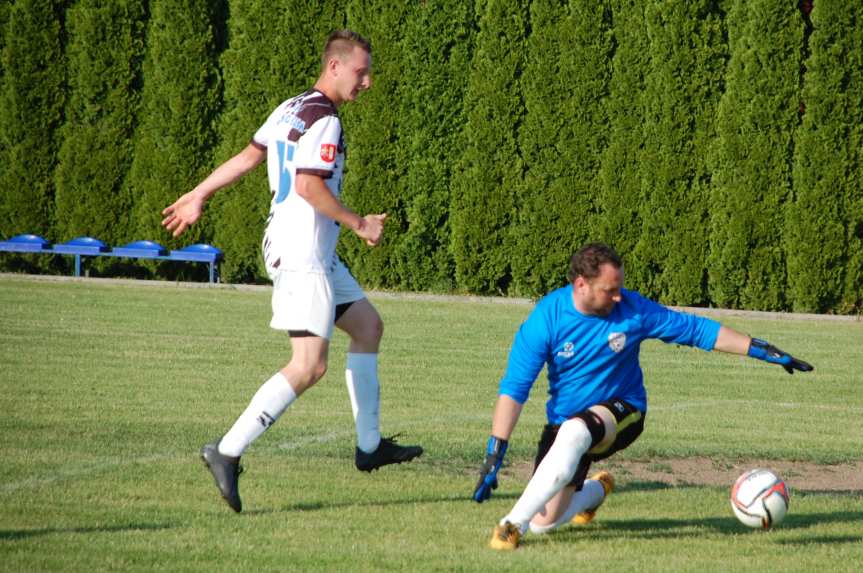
275, 141, 295, 204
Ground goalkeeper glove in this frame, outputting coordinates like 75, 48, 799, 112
472, 436, 508, 503
747, 338, 814, 374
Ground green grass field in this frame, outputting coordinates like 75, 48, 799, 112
1, 275, 861, 572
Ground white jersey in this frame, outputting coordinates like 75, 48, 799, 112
253, 89, 346, 272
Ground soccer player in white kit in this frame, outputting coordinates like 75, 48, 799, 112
162, 30, 422, 513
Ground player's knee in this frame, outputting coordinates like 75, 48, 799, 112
547, 419, 593, 482
284, 358, 328, 393
312, 360, 328, 382
558, 417, 594, 444
366, 313, 383, 343
369, 314, 384, 342
352, 315, 383, 348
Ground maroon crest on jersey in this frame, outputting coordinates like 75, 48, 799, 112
320, 143, 336, 163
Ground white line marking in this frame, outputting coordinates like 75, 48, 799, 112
1, 454, 171, 495
275, 431, 347, 452
651, 400, 863, 414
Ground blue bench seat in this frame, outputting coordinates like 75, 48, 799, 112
0, 234, 223, 283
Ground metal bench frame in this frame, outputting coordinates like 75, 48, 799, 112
0, 235, 223, 283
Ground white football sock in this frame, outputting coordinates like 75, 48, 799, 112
502, 418, 593, 533
345, 352, 381, 453
218, 372, 297, 457
528, 479, 605, 534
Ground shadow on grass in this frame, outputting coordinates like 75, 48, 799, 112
794, 488, 863, 497
619, 480, 680, 492
531, 509, 863, 545
0, 522, 175, 541
621, 481, 863, 498
242, 492, 522, 516
242, 481, 863, 521
774, 535, 862, 546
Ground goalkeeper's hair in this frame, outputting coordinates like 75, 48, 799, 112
567, 243, 622, 282
321, 29, 371, 70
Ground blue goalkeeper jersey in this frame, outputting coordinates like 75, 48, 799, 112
499, 286, 721, 424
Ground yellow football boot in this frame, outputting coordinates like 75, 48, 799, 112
489, 521, 522, 550
572, 471, 615, 525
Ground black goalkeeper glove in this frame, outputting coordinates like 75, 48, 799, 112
747, 338, 814, 374
472, 436, 508, 503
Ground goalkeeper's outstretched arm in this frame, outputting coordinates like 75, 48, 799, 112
713, 326, 814, 374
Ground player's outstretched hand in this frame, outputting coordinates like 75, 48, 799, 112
162, 192, 204, 238
472, 436, 508, 503
355, 213, 387, 247
748, 338, 814, 374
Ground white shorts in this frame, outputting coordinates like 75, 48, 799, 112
267, 258, 365, 339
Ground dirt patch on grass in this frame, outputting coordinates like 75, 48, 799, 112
510, 458, 863, 493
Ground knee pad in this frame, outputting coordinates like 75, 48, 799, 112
570, 409, 607, 449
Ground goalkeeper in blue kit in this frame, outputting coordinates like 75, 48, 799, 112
473, 243, 813, 550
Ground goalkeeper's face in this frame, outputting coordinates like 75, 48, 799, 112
574, 263, 623, 316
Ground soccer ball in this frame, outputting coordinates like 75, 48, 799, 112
730, 469, 789, 529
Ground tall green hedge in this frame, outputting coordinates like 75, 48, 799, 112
0, 0, 66, 241
787, 0, 863, 313
211, 0, 345, 283
632, 0, 725, 305
708, 0, 802, 311
0, 0, 858, 312
53, 0, 147, 245
125, 0, 225, 249
511, 0, 612, 297
596, 0, 648, 288
0, 0, 10, 90
451, 0, 527, 294
338, 1, 413, 289
388, 0, 474, 292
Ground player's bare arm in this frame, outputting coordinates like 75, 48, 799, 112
713, 325, 813, 374
473, 394, 524, 503
490, 394, 523, 442
295, 173, 386, 246
712, 325, 752, 355
162, 143, 266, 237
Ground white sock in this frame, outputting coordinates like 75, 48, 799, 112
528, 480, 605, 535
218, 372, 297, 457
502, 418, 593, 533
345, 352, 381, 453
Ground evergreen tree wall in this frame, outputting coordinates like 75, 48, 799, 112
512, 0, 612, 297
596, 0, 649, 287
53, 0, 148, 244
708, 0, 802, 310
631, 0, 725, 305
339, 1, 413, 289
389, 0, 474, 292
0, 0, 857, 312
0, 0, 66, 241
451, 0, 527, 294
125, 0, 226, 248
787, 0, 863, 313
0, 0, 10, 87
